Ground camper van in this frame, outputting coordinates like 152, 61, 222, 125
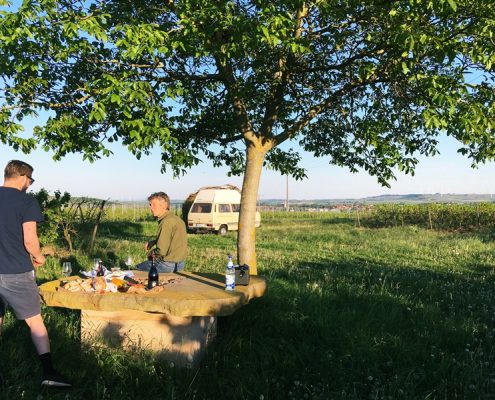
187, 187, 261, 235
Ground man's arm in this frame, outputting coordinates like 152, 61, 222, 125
145, 239, 157, 252
23, 221, 45, 266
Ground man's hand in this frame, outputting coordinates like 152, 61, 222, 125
144, 240, 156, 252
32, 254, 46, 267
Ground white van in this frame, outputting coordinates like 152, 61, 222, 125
186, 186, 261, 235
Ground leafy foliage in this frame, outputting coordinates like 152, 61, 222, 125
0, 0, 494, 181
32, 188, 71, 246
32, 188, 107, 251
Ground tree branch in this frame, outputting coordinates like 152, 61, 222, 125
213, 53, 253, 137
259, 3, 309, 138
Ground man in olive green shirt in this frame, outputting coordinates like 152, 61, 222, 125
136, 192, 188, 272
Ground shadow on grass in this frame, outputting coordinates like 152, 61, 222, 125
205, 257, 495, 399
92, 221, 148, 241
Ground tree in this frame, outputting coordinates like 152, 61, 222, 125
1, 0, 494, 274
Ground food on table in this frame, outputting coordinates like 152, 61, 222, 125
127, 283, 147, 294
80, 279, 93, 292
111, 277, 126, 288
58, 274, 184, 293
106, 282, 118, 293
93, 276, 107, 293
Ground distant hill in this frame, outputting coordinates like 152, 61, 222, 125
108, 193, 495, 205
259, 193, 495, 206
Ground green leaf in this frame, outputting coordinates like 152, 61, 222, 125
447, 0, 457, 11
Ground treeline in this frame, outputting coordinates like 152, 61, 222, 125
359, 203, 495, 231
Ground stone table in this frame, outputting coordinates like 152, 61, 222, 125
39, 271, 267, 367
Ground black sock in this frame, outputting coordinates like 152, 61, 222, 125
39, 352, 55, 374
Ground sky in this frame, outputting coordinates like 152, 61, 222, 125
1, 134, 495, 202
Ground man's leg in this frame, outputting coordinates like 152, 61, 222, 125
155, 260, 185, 272
135, 259, 152, 271
24, 314, 50, 355
25, 314, 71, 387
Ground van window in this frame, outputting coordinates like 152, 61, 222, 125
218, 204, 231, 213
191, 203, 212, 213
232, 204, 240, 212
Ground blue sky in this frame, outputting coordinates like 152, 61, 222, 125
2, 134, 495, 201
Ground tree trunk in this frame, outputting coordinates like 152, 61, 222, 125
88, 200, 106, 255
237, 143, 267, 275
63, 228, 73, 253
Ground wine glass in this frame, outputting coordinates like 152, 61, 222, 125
62, 262, 72, 277
125, 256, 133, 268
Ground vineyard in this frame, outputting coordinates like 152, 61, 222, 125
358, 203, 495, 231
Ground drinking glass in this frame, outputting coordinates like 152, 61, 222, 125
62, 262, 72, 277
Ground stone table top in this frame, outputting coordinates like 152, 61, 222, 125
39, 271, 267, 317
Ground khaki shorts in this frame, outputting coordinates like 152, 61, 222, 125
0, 271, 41, 320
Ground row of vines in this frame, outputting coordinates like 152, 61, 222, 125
358, 203, 495, 231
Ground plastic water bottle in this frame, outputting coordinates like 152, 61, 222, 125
225, 254, 235, 291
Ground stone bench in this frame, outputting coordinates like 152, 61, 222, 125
38, 271, 267, 367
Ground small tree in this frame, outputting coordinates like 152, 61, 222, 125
32, 189, 71, 247
1, 0, 494, 273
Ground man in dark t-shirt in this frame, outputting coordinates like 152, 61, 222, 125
0, 160, 71, 387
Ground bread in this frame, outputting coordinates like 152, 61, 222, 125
127, 283, 147, 294
80, 279, 93, 292
92, 276, 107, 293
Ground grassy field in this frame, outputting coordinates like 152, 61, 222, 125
1, 213, 495, 399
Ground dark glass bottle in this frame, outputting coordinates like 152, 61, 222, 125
148, 254, 159, 289
96, 260, 105, 276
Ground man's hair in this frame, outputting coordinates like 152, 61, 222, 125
148, 192, 170, 209
4, 160, 34, 179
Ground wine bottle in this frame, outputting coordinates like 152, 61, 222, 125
148, 254, 159, 289
96, 260, 105, 277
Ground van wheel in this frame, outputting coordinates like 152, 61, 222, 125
218, 225, 228, 236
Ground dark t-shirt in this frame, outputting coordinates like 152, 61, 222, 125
0, 187, 44, 274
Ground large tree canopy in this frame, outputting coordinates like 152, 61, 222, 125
1, 0, 494, 272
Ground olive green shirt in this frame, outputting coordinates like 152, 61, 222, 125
149, 211, 188, 262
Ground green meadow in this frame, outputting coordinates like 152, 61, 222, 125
1, 212, 495, 399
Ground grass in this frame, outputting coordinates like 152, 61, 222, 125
1, 213, 495, 399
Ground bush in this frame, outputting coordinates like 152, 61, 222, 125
31, 188, 71, 246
